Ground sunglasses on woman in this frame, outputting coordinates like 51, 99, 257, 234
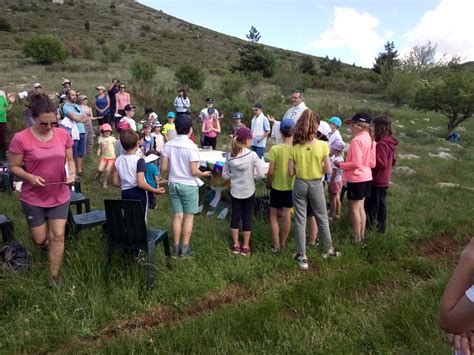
39, 121, 59, 127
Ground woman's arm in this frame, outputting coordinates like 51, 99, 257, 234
438, 238, 474, 334
65, 147, 76, 184
9, 152, 45, 187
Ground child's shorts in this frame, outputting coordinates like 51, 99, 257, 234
328, 181, 342, 194
269, 188, 293, 208
100, 157, 116, 165
347, 181, 371, 200
169, 182, 199, 214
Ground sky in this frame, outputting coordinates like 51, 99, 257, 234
140, 0, 474, 68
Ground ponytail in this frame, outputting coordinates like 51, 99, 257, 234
230, 137, 243, 158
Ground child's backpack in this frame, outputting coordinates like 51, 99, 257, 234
0, 241, 31, 273
447, 132, 460, 143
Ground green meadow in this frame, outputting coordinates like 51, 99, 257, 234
1, 1, 474, 354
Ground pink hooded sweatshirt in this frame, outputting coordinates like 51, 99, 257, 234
340, 131, 376, 183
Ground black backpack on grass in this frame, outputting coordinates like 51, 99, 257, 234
0, 241, 31, 273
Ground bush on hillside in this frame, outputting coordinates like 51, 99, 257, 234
80, 41, 95, 60
175, 64, 205, 90
219, 73, 246, 100
130, 58, 156, 83
234, 43, 277, 78
22, 35, 68, 65
0, 17, 12, 32
102, 45, 121, 63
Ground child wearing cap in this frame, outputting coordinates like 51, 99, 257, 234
113, 129, 165, 220
151, 122, 164, 153
230, 112, 246, 137
162, 112, 176, 142
161, 115, 211, 258
335, 112, 376, 243
327, 116, 343, 146
328, 139, 345, 219
289, 109, 340, 270
266, 118, 295, 253
222, 127, 266, 257
201, 109, 221, 150
96, 123, 116, 189
144, 150, 161, 210
141, 122, 154, 155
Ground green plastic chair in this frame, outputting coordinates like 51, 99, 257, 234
66, 207, 106, 238
103, 199, 171, 289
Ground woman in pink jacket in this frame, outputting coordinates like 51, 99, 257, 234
335, 113, 376, 243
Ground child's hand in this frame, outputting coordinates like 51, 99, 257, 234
156, 187, 166, 194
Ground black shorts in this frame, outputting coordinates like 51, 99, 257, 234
347, 181, 372, 200
269, 188, 293, 209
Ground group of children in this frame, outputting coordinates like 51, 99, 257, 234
93, 102, 398, 269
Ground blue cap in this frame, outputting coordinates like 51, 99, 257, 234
328, 116, 342, 128
280, 118, 295, 130
167, 112, 176, 118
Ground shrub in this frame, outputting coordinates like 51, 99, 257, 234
118, 42, 127, 52
80, 41, 95, 60
22, 35, 68, 65
141, 24, 151, 32
219, 73, 245, 100
130, 58, 156, 83
84, 21, 90, 32
234, 43, 277, 78
64, 36, 83, 58
96, 38, 106, 45
102, 45, 121, 63
0, 17, 12, 32
112, 20, 120, 27
175, 64, 205, 90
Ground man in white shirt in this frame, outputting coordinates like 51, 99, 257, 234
250, 103, 270, 159
268, 90, 308, 143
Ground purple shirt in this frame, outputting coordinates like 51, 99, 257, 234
9, 128, 73, 207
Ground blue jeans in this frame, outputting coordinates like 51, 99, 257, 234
251, 146, 265, 159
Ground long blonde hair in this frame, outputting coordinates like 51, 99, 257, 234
353, 122, 375, 146
230, 137, 249, 157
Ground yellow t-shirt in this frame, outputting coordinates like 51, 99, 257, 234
162, 122, 176, 135
267, 144, 295, 191
98, 136, 117, 159
290, 141, 329, 180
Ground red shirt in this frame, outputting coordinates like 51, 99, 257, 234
9, 128, 73, 207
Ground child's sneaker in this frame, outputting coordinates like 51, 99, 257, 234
180, 249, 194, 259
293, 254, 308, 270
231, 244, 240, 255
240, 246, 251, 256
322, 248, 341, 259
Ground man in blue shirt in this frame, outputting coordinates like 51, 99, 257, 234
63, 90, 89, 175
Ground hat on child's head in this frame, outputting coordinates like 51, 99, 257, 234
100, 123, 113, 133
232, 112, 244, 120
124, 104, 136, 111
350, 112, 372, 124
328, 116, 342, 128
33, 83, 42, 88
317, 121, 331, 137
144, 154, 159, 164
206, 97, 214, 103
153, 121, 162, 128
167, 111, 176, 119
235, 127, 252, 142
330, 139, 346, 152
252, 103, 263, 111
280, 118, 295, 130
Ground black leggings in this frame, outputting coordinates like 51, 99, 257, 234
230, 194, 255, 232
203, 136, 217, 150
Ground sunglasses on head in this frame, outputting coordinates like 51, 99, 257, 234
39, 121, 59, 127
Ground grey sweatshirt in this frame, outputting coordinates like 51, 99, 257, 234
222, 148, 265, 199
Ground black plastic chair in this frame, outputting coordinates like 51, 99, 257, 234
70, 179, 90, 214
104, 199, 171, 289
66, 207, 106, 238
0, 214, 14, 244
0, 172, 13, 193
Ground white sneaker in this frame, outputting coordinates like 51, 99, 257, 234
322, 248, 341, 259
293, 254, 309, 270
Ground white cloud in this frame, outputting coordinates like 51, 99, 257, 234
307, 7, 384, 68
405, 0, 474, 61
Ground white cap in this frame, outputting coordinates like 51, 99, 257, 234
318, 121, 331, 137
144, 154, 159, 163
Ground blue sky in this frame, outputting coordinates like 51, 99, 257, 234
140, 0, 474, 68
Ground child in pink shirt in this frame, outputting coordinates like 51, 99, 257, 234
335, 113, 376, 243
